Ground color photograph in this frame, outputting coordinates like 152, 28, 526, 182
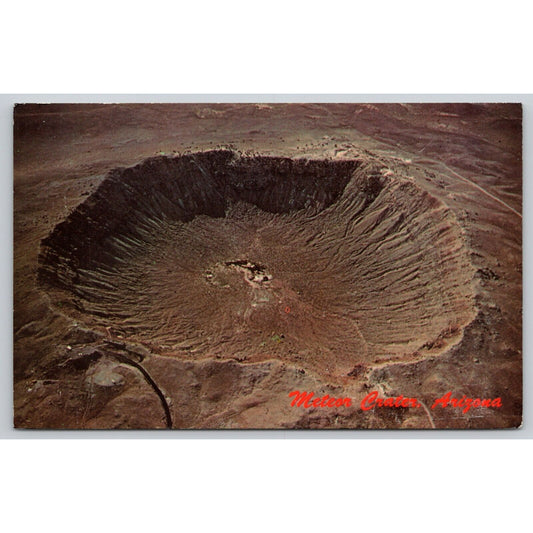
13, 103, 522, 429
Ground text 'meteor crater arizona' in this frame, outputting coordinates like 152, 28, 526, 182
38, 150, 476, 381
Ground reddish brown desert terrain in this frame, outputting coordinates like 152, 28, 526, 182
13, 103, 522, 429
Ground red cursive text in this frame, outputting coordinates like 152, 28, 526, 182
431, 391, 502, 414
360, 390, 420, 411
288, 390, 352, 408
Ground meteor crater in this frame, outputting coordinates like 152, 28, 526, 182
38, 150, 476, 380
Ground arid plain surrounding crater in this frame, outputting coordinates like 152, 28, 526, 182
14, 103, 522, 429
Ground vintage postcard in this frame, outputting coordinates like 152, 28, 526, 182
13, 103, 522, 429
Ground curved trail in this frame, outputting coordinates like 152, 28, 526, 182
111, 351, 173, 428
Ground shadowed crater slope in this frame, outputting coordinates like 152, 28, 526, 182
39, 150, 476, 380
